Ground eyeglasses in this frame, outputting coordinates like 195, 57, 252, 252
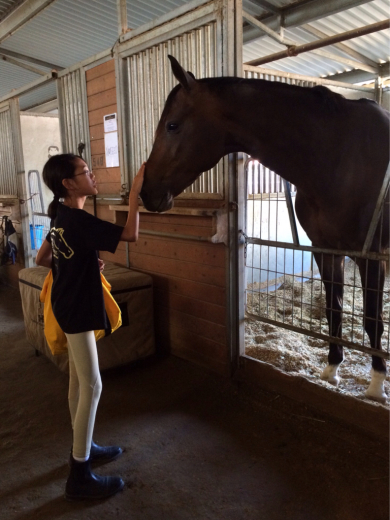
73, 170, 93, 178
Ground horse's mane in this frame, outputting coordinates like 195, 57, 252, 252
164, 76, 351, 113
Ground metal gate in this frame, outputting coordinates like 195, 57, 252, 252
241, 68, 390, 381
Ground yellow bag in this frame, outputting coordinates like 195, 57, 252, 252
39, 270, 122, 355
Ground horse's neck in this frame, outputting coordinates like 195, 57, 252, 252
219, 80, 331, 187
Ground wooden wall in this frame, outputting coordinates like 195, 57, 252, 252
85, 59, 230, 375
87, 60, 121, 195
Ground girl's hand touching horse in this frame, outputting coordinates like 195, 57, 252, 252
120, 162, 145, 243
130, 162, 145, 198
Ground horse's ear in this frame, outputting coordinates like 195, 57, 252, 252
168, 55, 196, 91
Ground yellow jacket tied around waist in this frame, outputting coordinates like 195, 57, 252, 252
40, 270, 122, 355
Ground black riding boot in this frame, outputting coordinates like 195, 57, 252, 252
65, 455, 124, 501
90, 440, 123, 464
69, 441, 123, 467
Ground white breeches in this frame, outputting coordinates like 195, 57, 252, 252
65, 331, 102, 460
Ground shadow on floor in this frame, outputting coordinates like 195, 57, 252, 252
0, 284, 388, 520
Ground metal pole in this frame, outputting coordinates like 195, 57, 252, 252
117, 0, 128, 36
245, 19, 389, 67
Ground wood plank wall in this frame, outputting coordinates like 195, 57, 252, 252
85, 59, 230, 375
87, 60, 120, 195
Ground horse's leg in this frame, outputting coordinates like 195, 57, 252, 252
355, 257, 387, 402
314, 253, 345, 385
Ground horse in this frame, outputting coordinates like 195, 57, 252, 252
141, 55, 390, 402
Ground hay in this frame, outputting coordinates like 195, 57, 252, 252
245, 260, 390, 407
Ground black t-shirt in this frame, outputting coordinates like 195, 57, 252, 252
46, 203, 123, 334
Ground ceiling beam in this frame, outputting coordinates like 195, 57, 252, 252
0, 0, 57, 44
23, 97, 57, 112
0, 70, 57, 103
301, 24, 378, 69
249, 0, 280, 15
243, 9, 379, 74
0, 53, 48, 75
243, 0, 373, 43
245, 19, 389, 67
0, 47, 63, 70
308, 48, 378, 73
324, 62, 390, 83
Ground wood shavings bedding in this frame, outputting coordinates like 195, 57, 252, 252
245, 260, 390, 407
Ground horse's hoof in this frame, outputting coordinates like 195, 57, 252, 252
364, 390, 387, 403
365, 370, 387, 403
320, 365, 340, 386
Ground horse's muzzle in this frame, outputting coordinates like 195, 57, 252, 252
140, 190, 173, 213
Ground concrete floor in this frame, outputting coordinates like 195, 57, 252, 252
0, 282, 388, 520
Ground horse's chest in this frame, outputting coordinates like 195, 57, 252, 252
294, 192, 352, 249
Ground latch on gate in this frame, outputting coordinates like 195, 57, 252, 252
238, 230, 248, 259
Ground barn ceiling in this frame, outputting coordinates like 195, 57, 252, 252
0, 0, 388, 110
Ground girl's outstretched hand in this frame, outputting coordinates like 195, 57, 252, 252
131, 162, 146, 197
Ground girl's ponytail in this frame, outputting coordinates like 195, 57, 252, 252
47, 195, 60, 219
42, 154, 78, 219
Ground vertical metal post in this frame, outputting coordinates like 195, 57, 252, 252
9, 98, 33, 267
117, 0, 128, 36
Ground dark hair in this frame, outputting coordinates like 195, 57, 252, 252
42, 153, 79, 218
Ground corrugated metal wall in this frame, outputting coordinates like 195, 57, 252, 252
0, 103, 18, 196
57, 68, 91, 166
121, 23, 224, 197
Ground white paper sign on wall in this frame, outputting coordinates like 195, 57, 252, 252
103, 113, 119, 167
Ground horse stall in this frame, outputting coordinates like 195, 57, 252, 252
239, 67, 390, 428
48, 0, 389, 434
51, 0, 242, 376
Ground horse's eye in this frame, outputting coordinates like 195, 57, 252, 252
166, 122, 178, 132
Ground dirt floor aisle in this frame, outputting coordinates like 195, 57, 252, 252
0, 283, 389, 520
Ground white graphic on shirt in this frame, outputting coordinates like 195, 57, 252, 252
50, 227, 74, 259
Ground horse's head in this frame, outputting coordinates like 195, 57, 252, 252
141, 55, 226, 212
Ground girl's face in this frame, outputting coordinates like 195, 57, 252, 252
70, 158, 98, 197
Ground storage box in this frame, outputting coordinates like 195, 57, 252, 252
18, 262, 155, 373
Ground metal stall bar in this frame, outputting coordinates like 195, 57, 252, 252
245, 19, 389, 67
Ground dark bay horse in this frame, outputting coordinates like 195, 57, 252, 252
141, 55, 390, 402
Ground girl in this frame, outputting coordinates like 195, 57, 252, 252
36, 153, 145, 501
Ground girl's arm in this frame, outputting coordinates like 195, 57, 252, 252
36, 239, 53, 268
120, 163, 145, 242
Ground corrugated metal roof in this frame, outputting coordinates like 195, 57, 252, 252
0, 0, 19, 20
0, 0, 190, 109
0, 0, 388, 110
